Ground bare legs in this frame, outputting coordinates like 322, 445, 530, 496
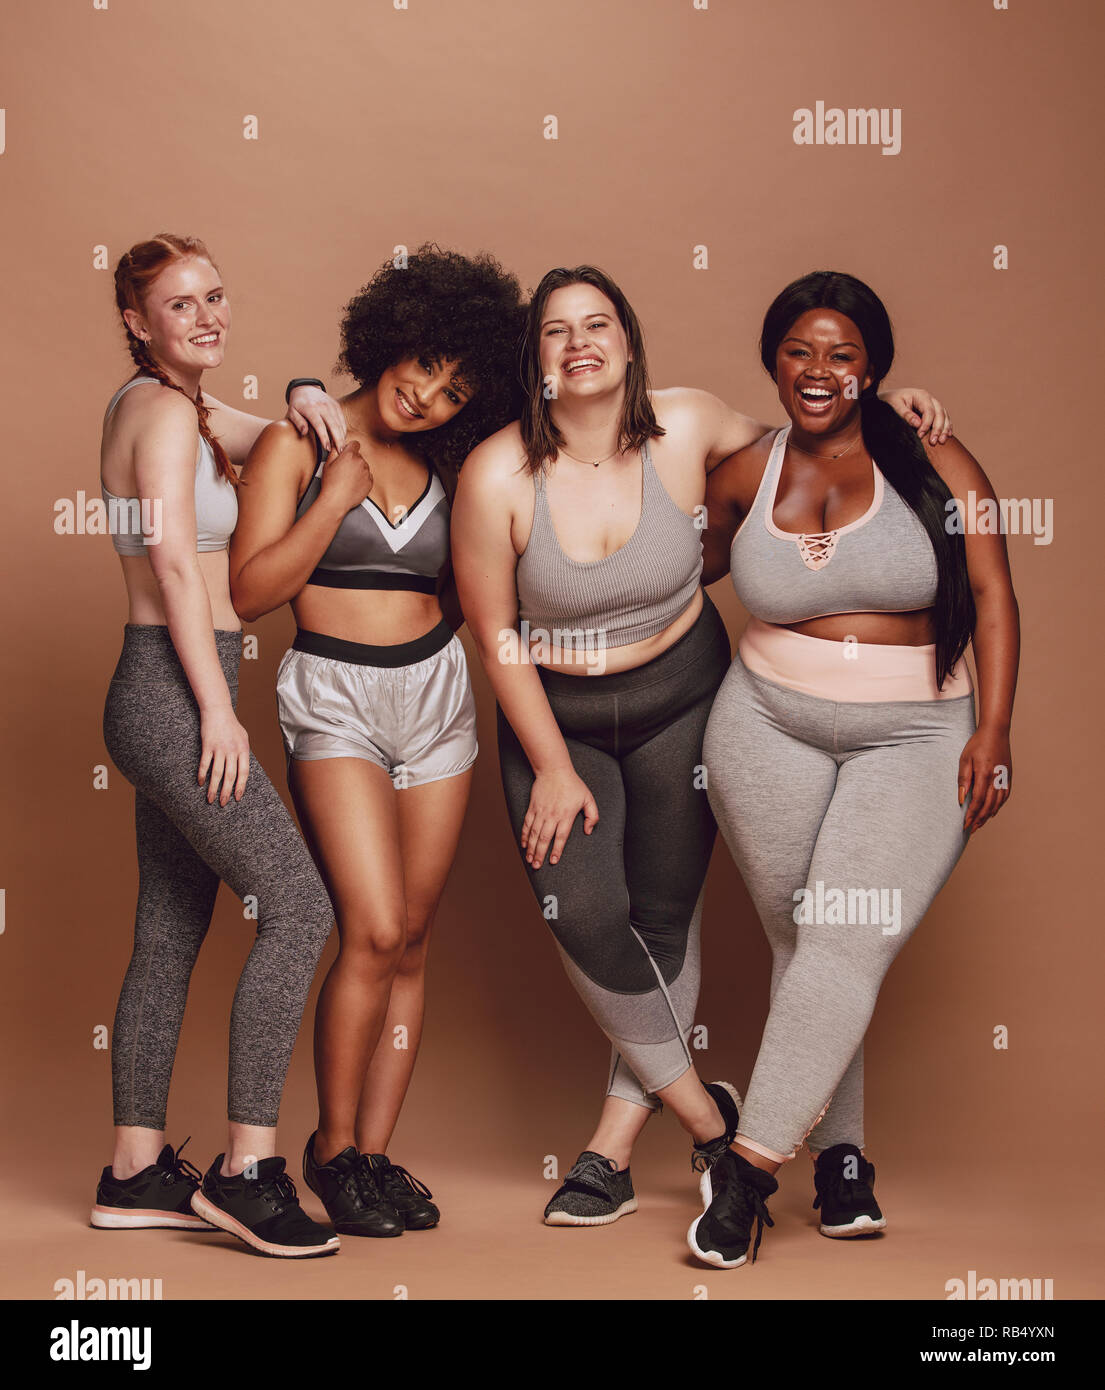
289, 757, 471, 1164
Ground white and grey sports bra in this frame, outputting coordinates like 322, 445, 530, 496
101, 376, 238, 555
729, 425, 938, 623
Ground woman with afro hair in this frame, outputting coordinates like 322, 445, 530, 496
230, 244, 526, 1237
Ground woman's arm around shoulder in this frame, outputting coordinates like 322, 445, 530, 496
652, 386, 775, 475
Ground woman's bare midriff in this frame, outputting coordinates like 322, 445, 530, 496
119, 550, 241, 632
528, 586, 704, 676
781, 608, 936, 646
293, 585, 444, 646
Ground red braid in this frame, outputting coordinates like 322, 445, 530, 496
113, 235, 238, 487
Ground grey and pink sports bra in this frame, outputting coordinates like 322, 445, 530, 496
101, 376, 237, 554
729, 424, 938, 623
294, 430, 450, 593
516, 438, 703, 650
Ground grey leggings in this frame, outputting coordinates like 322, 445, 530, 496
498, 594, 731, 1108
102, 625, 334, 1129
703, 655, 975, 1157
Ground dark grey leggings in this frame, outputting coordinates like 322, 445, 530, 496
497, 594, 731, 1107
103, 624, 334, 1129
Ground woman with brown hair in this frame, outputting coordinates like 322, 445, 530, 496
93, 233, 347, 1259
450, 264, 950, 1225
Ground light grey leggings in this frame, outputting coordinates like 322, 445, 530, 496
703, 654, 975, 1158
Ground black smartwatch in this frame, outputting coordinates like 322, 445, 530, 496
285, 377, 326, 404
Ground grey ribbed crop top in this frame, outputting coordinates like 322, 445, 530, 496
729, 425, 937, 623
101, 376, 238, 555
516, 439, 702, 651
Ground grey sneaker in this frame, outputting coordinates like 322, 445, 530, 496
543, 1151, 637, 1227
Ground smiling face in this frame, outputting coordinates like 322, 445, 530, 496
774, 308, 874, 434
374, 354, 474, 433
538, 284, 631, 401
122, 256, 229, 375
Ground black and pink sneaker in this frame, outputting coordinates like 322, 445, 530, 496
191, 1154, 340, 1259
91, 1139, 211, 1231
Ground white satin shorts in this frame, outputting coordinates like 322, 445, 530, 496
276, 621, 478, 787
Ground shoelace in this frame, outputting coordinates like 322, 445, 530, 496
715, 1168, 775, 1264
813, 1157, 876, 1211
160, 1137, 203, 1188
691, 1135, 730, 1175
355, 1155, 400, 1209
379, 1161, 433, 1200
246, 1170, 299, 1215
561, 1154, 617, 1196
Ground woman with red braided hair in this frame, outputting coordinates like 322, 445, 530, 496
93, 234, 353, 1259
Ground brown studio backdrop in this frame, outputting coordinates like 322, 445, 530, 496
0, 0, 1102, 1299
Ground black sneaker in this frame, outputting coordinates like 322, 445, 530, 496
368, 1155, 439, 1230
543, 1151, 637, 1227
813, 1143, 887, 1237
91, 1138, 211, 1231
303, 1134, 403, 1238
191, 1154, 340, 1258
691, 1081, 743, 1174
687, 1148, 777, 1268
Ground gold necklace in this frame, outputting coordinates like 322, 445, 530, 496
558, 444, 623, 469
786, 430, 864, 463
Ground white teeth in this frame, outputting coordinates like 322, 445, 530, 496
801, 388, 832, 398
192, 335, 217, 344
565, 359, 602, 373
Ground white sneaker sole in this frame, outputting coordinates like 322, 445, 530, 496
190, 1191, 340, 1258
544, 1197, 638, 1227
686, 1167, 748, 1269
819, 1213, 887, 1238
90, 1205, 212, 1231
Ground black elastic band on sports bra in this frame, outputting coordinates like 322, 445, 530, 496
292, 620, 454, 668
306, 568, 437, 595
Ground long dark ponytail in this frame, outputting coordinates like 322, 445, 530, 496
760, 271, 974, 688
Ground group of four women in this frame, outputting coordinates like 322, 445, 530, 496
90, 236, 1018, 1269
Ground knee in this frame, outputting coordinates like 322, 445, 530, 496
396, 914, 433, 975
336, 915, 407, 974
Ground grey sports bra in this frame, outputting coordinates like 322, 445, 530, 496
729, 424, 937, 623
101, 376, 237, 555
294, 430, 450, 593
516, 439, 703, 651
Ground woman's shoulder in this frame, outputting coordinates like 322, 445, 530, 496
110, 376, 197, 430
459, 419, 529, 487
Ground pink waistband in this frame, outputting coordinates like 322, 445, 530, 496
738, 617, 973, 703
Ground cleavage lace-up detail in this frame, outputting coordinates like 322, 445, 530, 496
795, 530, 839, 571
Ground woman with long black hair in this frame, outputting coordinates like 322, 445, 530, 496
689, 270, 1019, 1268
